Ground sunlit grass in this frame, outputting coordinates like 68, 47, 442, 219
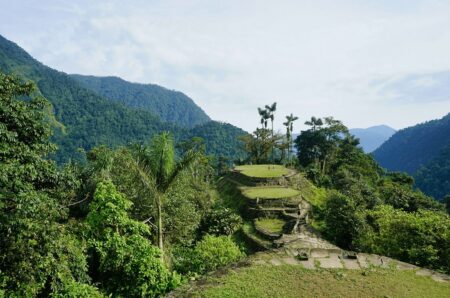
235, 164, 289, 178
190, 265, 450, 298
242, 187, 300, 199
255, 218, 285, 234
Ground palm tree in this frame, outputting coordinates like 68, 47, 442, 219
128, 132, 199, 259
265, 102, 277, 163
305, 116, 323, 131
258, 107, 269, 129
285, 113, 299, 164
283, 120, 290, 164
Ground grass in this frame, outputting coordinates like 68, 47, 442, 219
242, 187, 300, 199
235, 164, 290, 178
187, 265, 450, 298
241, 222, 272, 248
255, 218, 285, 234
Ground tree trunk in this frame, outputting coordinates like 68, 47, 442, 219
157, 194, 164, 261
271, 120, 274, 163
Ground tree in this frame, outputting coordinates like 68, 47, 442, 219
0, 73, 99, 296
265, 102, 277, 163
240, 128, 274, 164
86, 181, 178, 297
295, 116, 349, 177
364, 205, 450, 273
324, 191, 366, 249
284, 113, 299, 165
258, 107, 269, 129
129, 132, 199, 258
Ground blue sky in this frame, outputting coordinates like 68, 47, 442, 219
1, 0, 450, 132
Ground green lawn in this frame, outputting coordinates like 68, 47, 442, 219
187, 265, 450, 298
255, 218, 285, 234
242, 187, 300, 199
235, 164, 290, 178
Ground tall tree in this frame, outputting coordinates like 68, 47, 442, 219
305, 116, 323, 131
128, 132, 199, 258
257, 107, 269, 129
284, 113, 299, 164
265, 102, 277, 163
0, 73, 99, 296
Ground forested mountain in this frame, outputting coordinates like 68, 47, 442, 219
0, 34, 246, 163
349, 125, 396, 153
70, 74, 210, 128
186, 121, 247, 161
415, 145, 450, 201
373, 113, 450, 174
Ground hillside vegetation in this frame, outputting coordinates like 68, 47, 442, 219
1, 39, 449, 297
415, 145, 450, 201
0, 34, 246, 163
71, 74, 210, 128
373, 113, 450, 174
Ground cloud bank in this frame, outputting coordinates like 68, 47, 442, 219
1, 0, 450, 132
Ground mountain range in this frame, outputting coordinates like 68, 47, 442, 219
373, 113, 450, 174
0, 34, 246, 163
372, 113, 450, 200
349, 125, 396, 153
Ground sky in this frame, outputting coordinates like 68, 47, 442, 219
1, 0, 450, 133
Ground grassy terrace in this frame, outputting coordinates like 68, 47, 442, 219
188, 265, 450, 298
242, 186, 300, 199
255, 218, 285, 234
235, 164, 290, 178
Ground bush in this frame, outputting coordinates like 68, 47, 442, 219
200, 205, 242, 236
174, 235, 243, 275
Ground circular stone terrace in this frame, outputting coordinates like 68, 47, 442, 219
242, 186, 301, 199
234, 164, 291, 178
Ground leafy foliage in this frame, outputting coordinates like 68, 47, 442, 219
0, 73, 100, 296
200, 204, 243, 236
173, 235, 243, 275
86, 181, 179, 297
362, 205, 450, 272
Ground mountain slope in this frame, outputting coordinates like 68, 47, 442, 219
349, 125, 396, 153
414, 145, 450, 200
0, 34, 246, 163
187, 121, 247, 161
372, 113, 450, 174
70, 74, 210, 128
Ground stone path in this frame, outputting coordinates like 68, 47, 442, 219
247, 248, 450, 282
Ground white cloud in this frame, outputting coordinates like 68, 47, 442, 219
1, 0, 450, 132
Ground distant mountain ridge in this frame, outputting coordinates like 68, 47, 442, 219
70, 74, 210, 128
373, 113, 450, 174
349, 125, 396, 153
0, 34, 247, 162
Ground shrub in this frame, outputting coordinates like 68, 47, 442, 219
173, 235, 243, 275
200, 205, 242, 236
